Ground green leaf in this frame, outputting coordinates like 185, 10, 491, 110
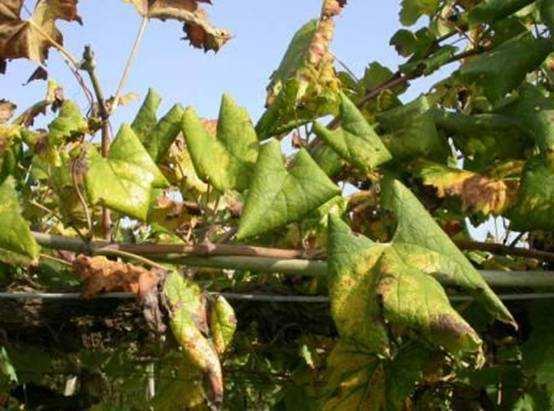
144, 104, 184, 163
313, 93, 391, 173
508, 155, 554, 231
164, 272, 223, 404
0, 346, 17, 386
236, 139, 340, 239
182, 94, 259, 192
0, 176, 40, 265
327, 215, 483, 359
377, 96, 449, 161
399, 45, 457, 76
47, 100, 87, 146
209, 295, 237, 355
131, 88, 162, 141
499, 84, 554, 152
541, 0, 554, 30
380, 178, 514, 327
468, 0, 537, 26
458, 33, 552, 103
84, 124, 169, 221
399, 0, 439, 26
390, 28, 435, 58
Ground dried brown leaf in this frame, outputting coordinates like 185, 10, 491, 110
125, 0, 230, 52
0, 0, 81, 71
0, 99, 16, 124
73, 255, 161, 299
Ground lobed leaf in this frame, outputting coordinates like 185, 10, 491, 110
236, 139, 340, 239
313, 92, 392, 173
84, 124, 168, 221
0, 176, 40, 265
182, 94, 259, 192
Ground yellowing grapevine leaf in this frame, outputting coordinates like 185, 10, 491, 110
0, 176, 40, 265
164, 272, 224, 406
124, 0, 230, 52
209, 295, 237, 355
415, 160, 517, 215
313, 92, 392, 173
182, 94, 259, 192
236, 139, 340, 240
0, 0, 81, 71
84, 124, 169, 221
256, 0, 347, 139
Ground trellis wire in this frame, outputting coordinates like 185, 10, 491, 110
1, 291, 554, 302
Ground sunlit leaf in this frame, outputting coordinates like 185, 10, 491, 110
236, 139, 339, 239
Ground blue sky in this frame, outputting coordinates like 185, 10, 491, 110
1, 1, 443, 126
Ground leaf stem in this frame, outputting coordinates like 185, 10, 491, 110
110, 16, 149, 114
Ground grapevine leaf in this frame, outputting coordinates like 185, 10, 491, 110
499, 84, 554, 153
47, 100, 87, 146
164, 272, 224, 405
84, 124, 169, 221
313, 93, 392, 173
541, 0, 554, 31
399, 0, 439, 26
144, 104, 184, 163
257, 1, 346, 139
458, 33, 553, 103
415, 160, 516, 215
182, 94, 259, 191
236, 139, 340, 239
72, 255, 161, 299
377, 96, 449, 161
467, 0, 537, 26
131, 88, 162, 141
328, 215, 483, 359
0, 0, 81, 71
381, 178, 515, 327
390, 27, 435, 58
508, 155, 554, 231
322, 341, 432, 411
124, 0, 230, 52
0, 176, 40, 265
209, 295, 237, 355
399, 45, 457, 76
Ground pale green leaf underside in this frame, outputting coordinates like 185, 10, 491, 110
144, 104, 185, 163
0, 176, 40, 265
182, 94, 258, 192
85, 124, 168, 221
313, 93, 392, 172
236, 139, 340, 239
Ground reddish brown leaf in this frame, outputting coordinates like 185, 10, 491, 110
73, 255, 162, 299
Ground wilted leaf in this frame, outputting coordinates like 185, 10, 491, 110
256, 1, 346, 139
415, 160, 517, 215
125, 0, 230, 52
313, 92, 392, 173
84, 124, 169, 221
236, 139, 340, 239
209, 295, 237, 355
328, 215, 483, 360
458, 33, 552, 102
381, 178, 514, 327
0, 99, 16, 124
0, 0, 81, 71
164, 272, 224, 405
508, 155, 554, 231
0, 177, 40, 265
73, 255, 162, 299
182, 94, 259, 191
148, 195, 198, 232
47, 100, 87, 146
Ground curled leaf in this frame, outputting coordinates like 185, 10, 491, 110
125, 0, 230, 52
73, 255, 162, 299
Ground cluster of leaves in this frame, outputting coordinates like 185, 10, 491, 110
1, 0, 554, 409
